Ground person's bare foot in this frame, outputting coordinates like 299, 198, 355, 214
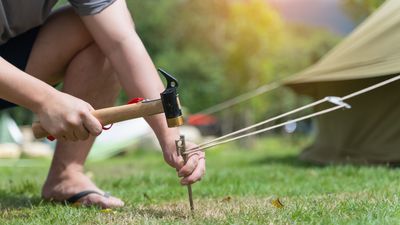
42, 170, 124, 209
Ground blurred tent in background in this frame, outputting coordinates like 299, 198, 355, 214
87, 119, 152, 161
0, 112, 54, 159
286, 0, 400, 164
0, 112, 23, 144
0, 112, 22, 158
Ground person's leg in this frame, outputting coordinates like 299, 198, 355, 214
25, 7, 123, 208
41, 43, 123, 208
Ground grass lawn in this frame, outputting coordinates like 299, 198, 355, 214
1, 136, 400, 224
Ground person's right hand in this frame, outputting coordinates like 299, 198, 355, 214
36, 91, 102, 141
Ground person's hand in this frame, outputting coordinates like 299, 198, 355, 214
36, 91, 102, 141
162, 139, 206, 185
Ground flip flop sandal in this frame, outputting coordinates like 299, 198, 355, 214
66, 190, 110, 206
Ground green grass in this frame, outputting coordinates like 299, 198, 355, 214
1, 136, 400, 224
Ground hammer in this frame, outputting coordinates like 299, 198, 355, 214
32, 69, 184, 139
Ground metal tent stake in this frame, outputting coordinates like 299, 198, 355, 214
175, 135, 194, 211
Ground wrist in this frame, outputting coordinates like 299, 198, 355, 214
30, 85, 58, 114
156, 127, 180, 150
145, 114, 180, 150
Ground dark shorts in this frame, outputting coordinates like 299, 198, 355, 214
0, 26, 41, 110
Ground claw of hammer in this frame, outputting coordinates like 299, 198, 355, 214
159, 69, 184, 127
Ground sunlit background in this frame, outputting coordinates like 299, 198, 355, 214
0, 0, 385, 158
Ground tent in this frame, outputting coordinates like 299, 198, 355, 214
285, 0, 400, 164
87, 118, 152, 161
0, 112, 23, 144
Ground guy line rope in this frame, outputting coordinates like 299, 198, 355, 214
184, 74, 400, 155
196, 81, 282, 115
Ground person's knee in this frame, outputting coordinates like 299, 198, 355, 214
64, 43, 120, 108
86, 44, 120, 92
26, 6, 94, 85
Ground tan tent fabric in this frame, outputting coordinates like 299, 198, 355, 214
284, 0, 400, 164
293, 77, 400, 164
286, 0, 400, 84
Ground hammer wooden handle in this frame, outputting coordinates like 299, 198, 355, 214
93, 99, 164, 125
32, 100, 164, 139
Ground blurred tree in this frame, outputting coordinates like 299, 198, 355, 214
126, 0, 340, 133
218, 0, 284, 131
127, 0, 231, 113
223, 0, 283, 86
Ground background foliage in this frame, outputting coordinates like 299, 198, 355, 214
117, 0, 341, 131
8, 0, 384, 129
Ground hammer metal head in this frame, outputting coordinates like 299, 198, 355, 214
158, 68, 184, 127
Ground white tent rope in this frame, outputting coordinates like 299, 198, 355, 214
184, 74, 400, 155
194, 81, 282, 115
341, 75, 400, 100
185, 105, 344, 155
193, 97, 329, 150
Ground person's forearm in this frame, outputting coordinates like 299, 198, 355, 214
81, 0, 180, 144
107, 35, 180, 146
0, 58, 56, 113
106, 34, 179, 144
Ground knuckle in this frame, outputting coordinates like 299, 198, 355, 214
93, 123, 103, 132
87, 125, 101, 135
55, 128, 66, 136
181, 167, 191, 175
187, 177, 195, 183
189, 153, 199, 160
93, 129, 102, 136
86, 103, 95, 111
67, 117, 80, 127
193, 160, 199, 168
82, 111, 94, 120
79, 109, 88, 116
51, 129, 61, 136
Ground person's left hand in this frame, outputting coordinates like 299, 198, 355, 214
162, 140, 206, 185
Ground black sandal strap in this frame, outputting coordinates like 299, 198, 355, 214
66, 190, 109, 204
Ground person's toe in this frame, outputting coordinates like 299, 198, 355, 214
79, 193, 124, 209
